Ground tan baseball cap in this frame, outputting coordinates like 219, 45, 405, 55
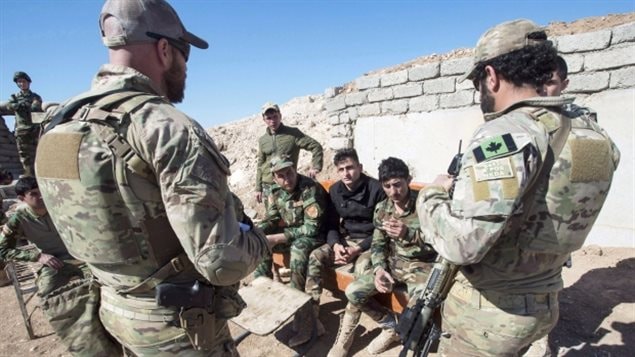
459, 19, 549, 82
99, 0, 208, 50
261, 102, 280, 116
270, 154, 294, 172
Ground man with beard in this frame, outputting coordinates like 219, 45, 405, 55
34, 0, 269, 355
416, 19, 620, 355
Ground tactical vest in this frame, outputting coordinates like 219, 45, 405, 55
36, 90, 189, 293
511, 104, 616, 254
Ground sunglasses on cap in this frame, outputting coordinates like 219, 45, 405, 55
147, 32, 191, 62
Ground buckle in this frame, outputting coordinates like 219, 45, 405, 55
171, 257, 184, 272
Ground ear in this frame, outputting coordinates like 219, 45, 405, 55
359, 163, 364, 171
407, 175, 412, 184
561, 78, 569, 92
155, 38, 173, 69
484, 65, 500, 92
17, 195, 25, 202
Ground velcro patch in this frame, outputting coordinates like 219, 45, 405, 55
36, 133, 81, 179
293, 201, 304, 208
305, 203, 319, 219
473, 157, 515, 182
472, 134, 517, 163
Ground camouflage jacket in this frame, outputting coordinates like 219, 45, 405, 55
256, 124, 323, 190
35, 64, 269, 291
371, 190, 435, 272
8, 90, 42, 113
258, 174, 328, 243
417, 96, 620, 294
0, 203, 71, 262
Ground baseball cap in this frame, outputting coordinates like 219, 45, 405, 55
261, 102, 280, 116
99, 0, 208, 51
270, 155, 294, 172
459, 19, 549, 82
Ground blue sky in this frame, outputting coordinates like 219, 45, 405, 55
1, 0, 633, 129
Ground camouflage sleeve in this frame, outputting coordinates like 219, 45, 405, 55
370, 205, 388, 271
416, 130, 541, 265
255, 140, 265, 192
31, 93, 43, 112
0, 214, 39, 262
284, 185, 324, 242
296, 131, 323, 172
136, 105, 268, 286
257, 194, 281, 234
6, 94, 18, 110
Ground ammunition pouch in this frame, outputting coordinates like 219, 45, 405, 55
179, 307, 216, 350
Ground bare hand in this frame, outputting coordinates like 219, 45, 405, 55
373, 268, 394, 293
432, 174, 454, 192
381, 217, 408, 239
38, 253, 64, 270
333, 243, 349, 265
255, 191, 263, 204
307, 168, 319, 179
345, 246, 362, 260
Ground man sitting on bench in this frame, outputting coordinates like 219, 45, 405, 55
305, 148, 385, 344
328, 157, 437, 357
252, 154, 330, 347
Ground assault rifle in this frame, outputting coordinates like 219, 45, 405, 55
396, 141, 463, 357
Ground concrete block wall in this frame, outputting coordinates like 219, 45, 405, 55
0, 117, 21, 175
325, 21, 635, 150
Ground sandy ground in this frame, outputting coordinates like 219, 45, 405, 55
0, 245, 632, 357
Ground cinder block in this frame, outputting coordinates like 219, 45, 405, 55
423, 77, 455, 94
441, 57, 473, 76
409, 95, 439, 112
325, 96, 346, 112
328, 137, 353, 150
440, 91, 474, 108
358, 103, 381, 116
381, 99, 409, 114
381, 70, 409, 87
609, 66, 635, 88
355, 75, 380, 90
345, 92, 367, 106
584, 44, 635, 71
393, 83, 423, 98
612, 22, 635, 44
556, 30, 611, 53
566, 72, 610, 93
409, 62, 440, 81
367, 88, 394, 102
561, 54, 584, 74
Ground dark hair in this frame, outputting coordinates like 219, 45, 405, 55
15, 176, 38, 196
378, 157, 409, 182
555, 55, 568, 81
471, 42, 558, 89
0, 170, 13, 184
333, 148, 359, 166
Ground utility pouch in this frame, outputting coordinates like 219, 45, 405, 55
179, 307, 216, 350
213, 285, 246, 319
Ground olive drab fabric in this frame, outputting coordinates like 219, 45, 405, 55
7, 88, 42, 176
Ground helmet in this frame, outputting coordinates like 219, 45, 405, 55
13, 71, 32, 83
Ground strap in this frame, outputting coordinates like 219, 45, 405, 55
118, 251, 193, 295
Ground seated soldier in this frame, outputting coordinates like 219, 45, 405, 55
253, 154, 330, 347
328, 157, 437, 357
0, 176, 118, 354
305, 148, 385, 342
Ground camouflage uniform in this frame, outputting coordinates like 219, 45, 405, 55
254, 174, 329, 291
256, 123, 323, 207
7, 89, 42, 177
417, 97, 620, 355
345, 190, 436, 321
0, 203, 116, 355
35, 64, 269, 356
306, 174, 386, 302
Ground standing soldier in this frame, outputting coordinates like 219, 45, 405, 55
416, 19, 620, 355
35, 0, 269, 355
255, 102, 323, 208
7, 71, 42, 177
253, 154, 330, 347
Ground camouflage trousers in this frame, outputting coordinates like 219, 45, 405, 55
437, 280, 559, 356
253, 235, 322, 291
99, 286, 238, 356
305, 239, 372, 302
39, 262, 121, 356
261, 182, 273, 210
14, 123, 38, 177
345, 258, 431, 322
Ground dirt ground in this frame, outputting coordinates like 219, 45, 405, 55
0, 246, 632, 357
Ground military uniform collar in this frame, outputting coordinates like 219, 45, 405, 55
92, 64, 162, 97
18, 203, 48, 219
483, 96, 575, 121
266, 122, 286, 136
388, 189, 417, 217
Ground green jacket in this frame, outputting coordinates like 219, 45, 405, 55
256, 123, 323, 191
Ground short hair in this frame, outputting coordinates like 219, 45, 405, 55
555, 55, 568, 81
378, 157, 409, 182
0, 170, 13, 184
15, 176, 38, 196
333, 148, 359, 166
471, 36, 558, 89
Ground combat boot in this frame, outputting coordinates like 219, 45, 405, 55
289, 303, 325, 347
327, 306, 361, 357
366, 313, 400, 354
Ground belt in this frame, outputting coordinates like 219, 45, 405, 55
450, 283, 557, 314
101, 287, 178, 322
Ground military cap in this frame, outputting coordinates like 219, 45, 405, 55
270, 154, 294, 172
460, 19, 550, 82
13, 71, 32, 83
261, 102, 280, 116
99, 0, 208, 51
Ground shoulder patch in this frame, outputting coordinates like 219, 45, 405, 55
472, 134, 517, 163
305, 203, 319, 219
473, 157, 515, 182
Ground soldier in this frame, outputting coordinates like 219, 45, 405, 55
34, 0, 269, 355
545, 55, 598, 123
0, 177, 118, 354
305, 148, 385, 344
253, 154, 330, 347
6, 71, 42, 177
255, 102, 323, 208
328, 157, 437, 357
416, 19, 620, 355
